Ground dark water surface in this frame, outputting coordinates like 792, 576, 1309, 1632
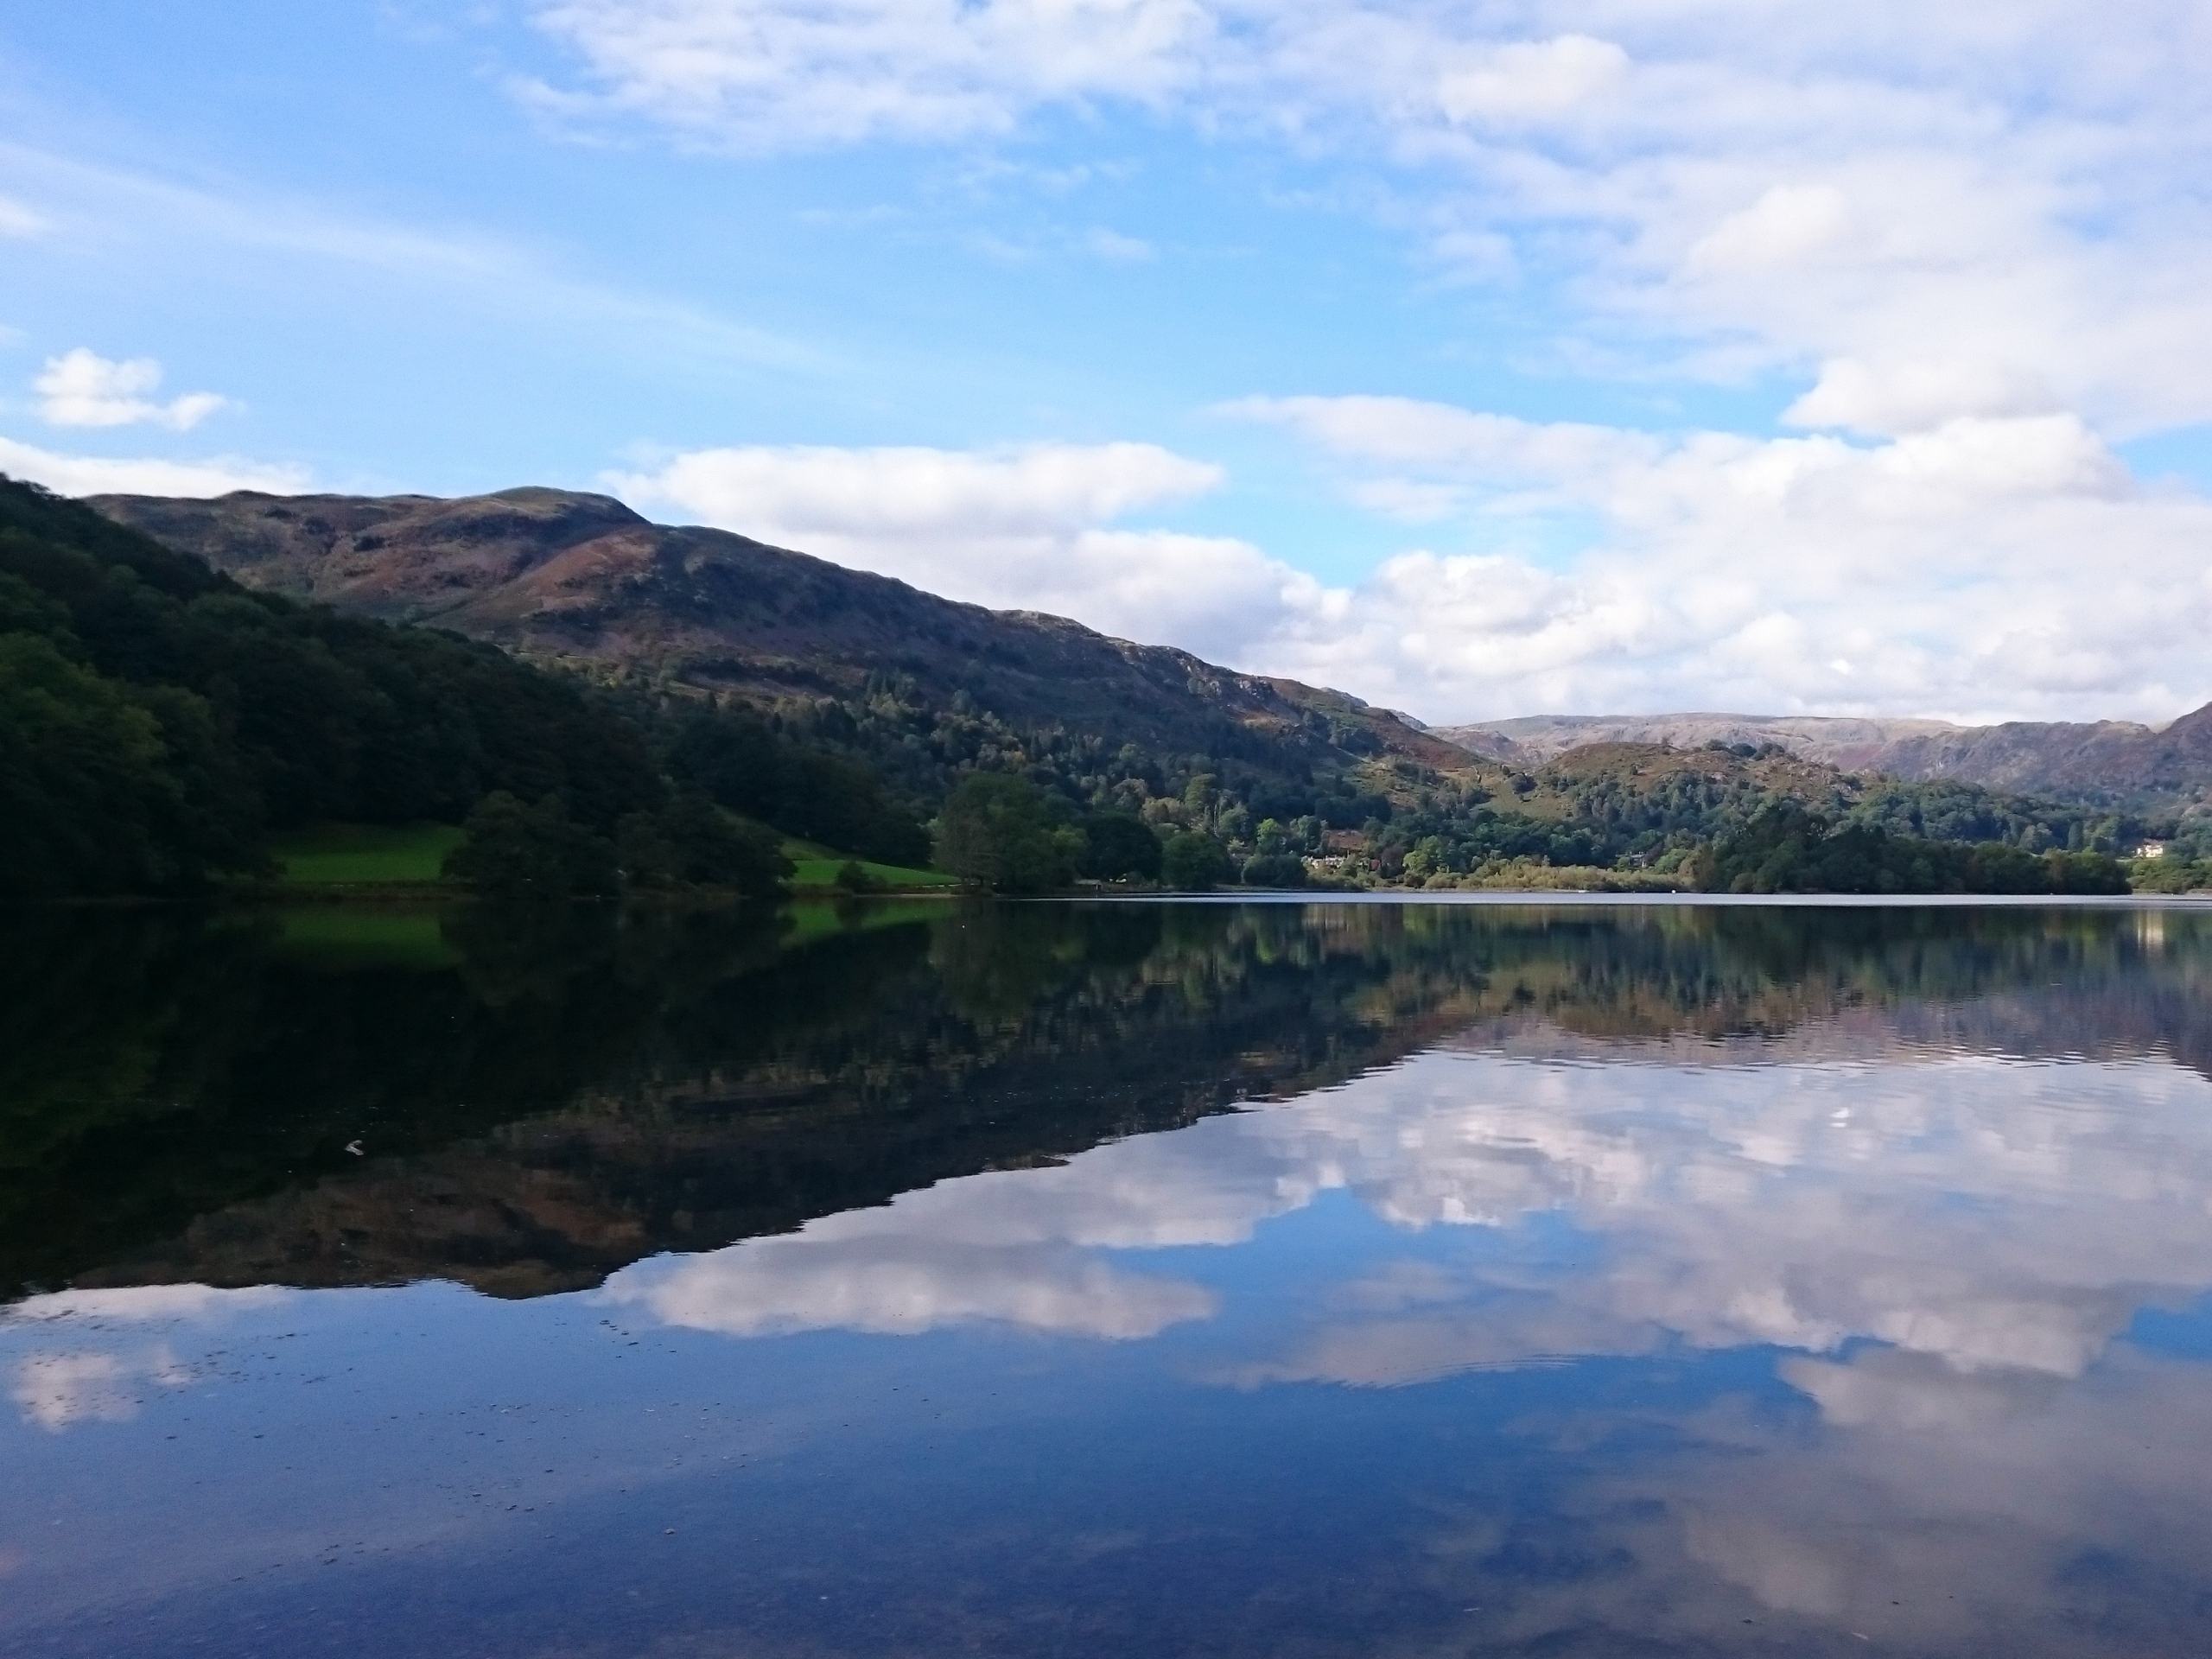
8, 898, 2212, 1657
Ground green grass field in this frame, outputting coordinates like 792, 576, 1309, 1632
779, 836, 958, 892
265, 821, 953, 894
270, 823, 465, 887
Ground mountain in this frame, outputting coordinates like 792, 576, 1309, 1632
91, 486, 1484, 795
1875, 710, 2212, 802
1443, 709, 2212, 807
1440, 714, 1959, 768
81, 484, 2148, 867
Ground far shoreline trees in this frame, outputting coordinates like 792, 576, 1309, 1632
1688, 806, 2128, 895
444, 790, 791, 900
936, 775, 1084, 894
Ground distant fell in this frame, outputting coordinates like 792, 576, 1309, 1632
87, 485, 2210, 815
1440, 713, 1960, 768
91, 486, 1483, 792
1443, 709, 2212, 806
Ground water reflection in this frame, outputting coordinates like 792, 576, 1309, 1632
5, 899, 2212, 1656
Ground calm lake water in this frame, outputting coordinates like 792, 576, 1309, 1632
7, 898, 2212, 1657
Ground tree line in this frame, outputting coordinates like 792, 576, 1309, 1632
932, 773, 1313, 893
1687, 804, 2128, 895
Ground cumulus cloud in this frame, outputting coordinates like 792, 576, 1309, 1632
1783, 356, 2062, 437
35, 349, 229, 431
606, 439, 1338, 658
1225, 393, 2211, 722
0, 435, 308, 499
616, 440, 1218, 534
35, 349, 228, 431
598, 403, 2212, 722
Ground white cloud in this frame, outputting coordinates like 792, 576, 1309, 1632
1783, 356, 2061, 436
0, 435, 308, 498
35, 349, 229, 431
519, 2, 2212, 439
1684, 182, 1853, 275
0, 194, 46, 238
607, 439, 1334, 657
616, 440, 1218, 535
600, 404, 2212, 721
522, 0, 1212, 149
1436, 34, 1629, 126
1224, 393, 2212, 722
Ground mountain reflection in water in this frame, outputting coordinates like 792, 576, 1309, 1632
4, 899, 2212, 1657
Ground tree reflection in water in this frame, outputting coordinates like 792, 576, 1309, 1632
5, 899, 2212, 1657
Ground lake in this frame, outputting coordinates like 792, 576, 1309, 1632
6, 897, 2212, 1656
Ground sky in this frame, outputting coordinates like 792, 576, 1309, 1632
2, 1, 2209, 726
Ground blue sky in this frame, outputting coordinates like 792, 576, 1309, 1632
3, 2, 2209, 723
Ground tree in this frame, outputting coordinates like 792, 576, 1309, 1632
664, 707, 930, 866
1161, 830, 1230, 890
617, 791, 791, 899
936, 774, 1079, 893
1080, 810, 1163, 881
831, 859, 885, 894
1240, 851, 1307, 888
659, 791, 790, 899
1182, 773, 1217, 829
444, 793, 618, 899
0, 633, 207, 896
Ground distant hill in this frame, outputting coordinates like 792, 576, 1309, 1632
84, 484, 2147, 877
92, 486, 1484, 798
1440, 713, 1958, 768
1442, 709, 2212, 808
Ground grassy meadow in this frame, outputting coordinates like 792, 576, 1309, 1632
779, 836, 958, 893
270, 823, 466, 889
263, 822, 956, 897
